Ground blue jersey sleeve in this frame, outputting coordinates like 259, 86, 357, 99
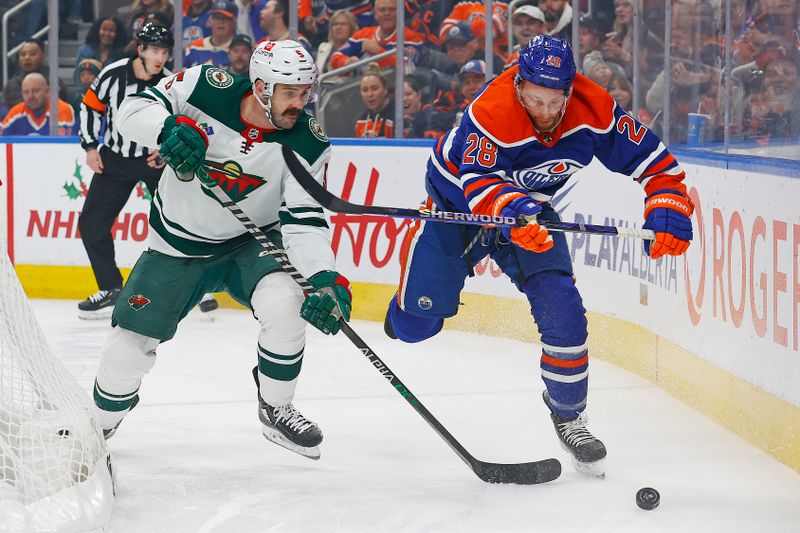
593, 104, 685, 193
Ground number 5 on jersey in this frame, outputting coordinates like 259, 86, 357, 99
463, 133, 498, 167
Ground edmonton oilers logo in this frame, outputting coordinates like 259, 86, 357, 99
417, 296, 433, 311
512, 160, 584, 189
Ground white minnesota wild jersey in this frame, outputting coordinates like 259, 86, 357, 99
116, 64, 334, 277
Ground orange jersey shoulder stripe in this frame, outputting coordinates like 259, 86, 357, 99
557, 74, 615, 135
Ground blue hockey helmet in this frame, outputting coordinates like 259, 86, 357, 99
517, 35, 576, 92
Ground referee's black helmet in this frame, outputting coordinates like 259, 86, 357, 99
136, 22, 174, 49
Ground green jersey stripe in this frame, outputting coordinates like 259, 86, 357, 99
278, 211, 329, 228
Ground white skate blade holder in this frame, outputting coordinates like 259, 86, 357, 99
78, 308, 114, 321
261, 426, 320, 460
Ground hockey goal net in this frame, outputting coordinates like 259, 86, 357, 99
0, 243, 113, 532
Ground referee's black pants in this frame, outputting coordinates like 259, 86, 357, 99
78, 147, 161, 291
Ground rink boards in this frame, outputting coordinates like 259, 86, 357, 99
0, 137, 798, 473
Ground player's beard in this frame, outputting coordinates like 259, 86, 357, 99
532, 116, 559, 131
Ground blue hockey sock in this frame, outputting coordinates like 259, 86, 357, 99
386, 296, 443, 343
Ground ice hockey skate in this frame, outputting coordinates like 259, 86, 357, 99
252, 367, 322, 460
544, 392, 607, 478
198, 293, 219, 320
78, 288, 121, 320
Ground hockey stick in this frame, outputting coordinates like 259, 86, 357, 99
282, 146, 656, 241
189, 166, 562, 485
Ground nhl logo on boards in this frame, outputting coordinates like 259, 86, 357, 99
206, 68, 234, 88
128, 294, 150, 311
417, 296, 433, 311
309, 118, 328, 142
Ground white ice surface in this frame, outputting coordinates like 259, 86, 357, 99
31, 300, 800, 533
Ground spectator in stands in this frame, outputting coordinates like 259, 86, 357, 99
237, 0, 314, 43
735, 0, 799, 65
316, 9, 358, 75
578, 15, 605, 66
318, 0, 374, 33
443, 23, 479, 73
583, 50, 614, 89
608, 72, 633, 110
602, 0, 634, 73
184, 0, 213, 42
646, 9, 721, 143
355, 63, 394, 138
185, 0, 238, 67
739, 48, 800, 142
73, 18, 128, 84
458, 59, 488, 103
540, 0, 573, 39
439, 1, 510, 62
258, 0, 313, 52
429, 59, 488, 133
119, 0, 175, 55
3, 39, 66, 110
607, 71, 651, 122
226, 34, 253, 77
441, 23, 504, 75
71, 59, 102, 119
405, 0, 451, 48
505, 5, 546, 69
0, 73, 75, 136
329, 0, 426, 71
403, 75, 435, 138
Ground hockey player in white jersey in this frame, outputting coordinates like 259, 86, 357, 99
91, 40, 351, 460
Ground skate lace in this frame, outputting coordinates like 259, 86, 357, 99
87, 290, 110, 303
273, 404, 315, 434
557, 413, 596, 447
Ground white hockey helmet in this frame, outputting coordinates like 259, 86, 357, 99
250, 40, 318, 108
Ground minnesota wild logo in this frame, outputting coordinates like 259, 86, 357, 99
128, 294, 150, 311
201, 160, 267, 203
206, 67, 234, 88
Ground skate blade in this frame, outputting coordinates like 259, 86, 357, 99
261, 427, 320, 460
570, 456, 606, 479
78, 308, 114, 320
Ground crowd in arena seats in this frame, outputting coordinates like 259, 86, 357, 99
0, 0, 797, 148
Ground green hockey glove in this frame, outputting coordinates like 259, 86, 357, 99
158, 114, 208, 175
300, 271, 352, 335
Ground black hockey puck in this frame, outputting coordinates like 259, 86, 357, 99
636, 487, 660, 510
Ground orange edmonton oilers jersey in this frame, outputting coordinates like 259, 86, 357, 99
0, 99, 75, 136
329, 26, 426, 70
439, 1, 510, 59
426, 67, 688, 216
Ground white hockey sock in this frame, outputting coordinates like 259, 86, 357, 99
251, 273, 306, 406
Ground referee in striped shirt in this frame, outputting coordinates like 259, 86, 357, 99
77, 23, 172, 319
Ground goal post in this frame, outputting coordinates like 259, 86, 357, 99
0, 242, 114, 532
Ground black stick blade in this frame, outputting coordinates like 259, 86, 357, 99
473, 459, 562, 485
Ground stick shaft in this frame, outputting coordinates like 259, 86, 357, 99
280, 146, 655, 241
